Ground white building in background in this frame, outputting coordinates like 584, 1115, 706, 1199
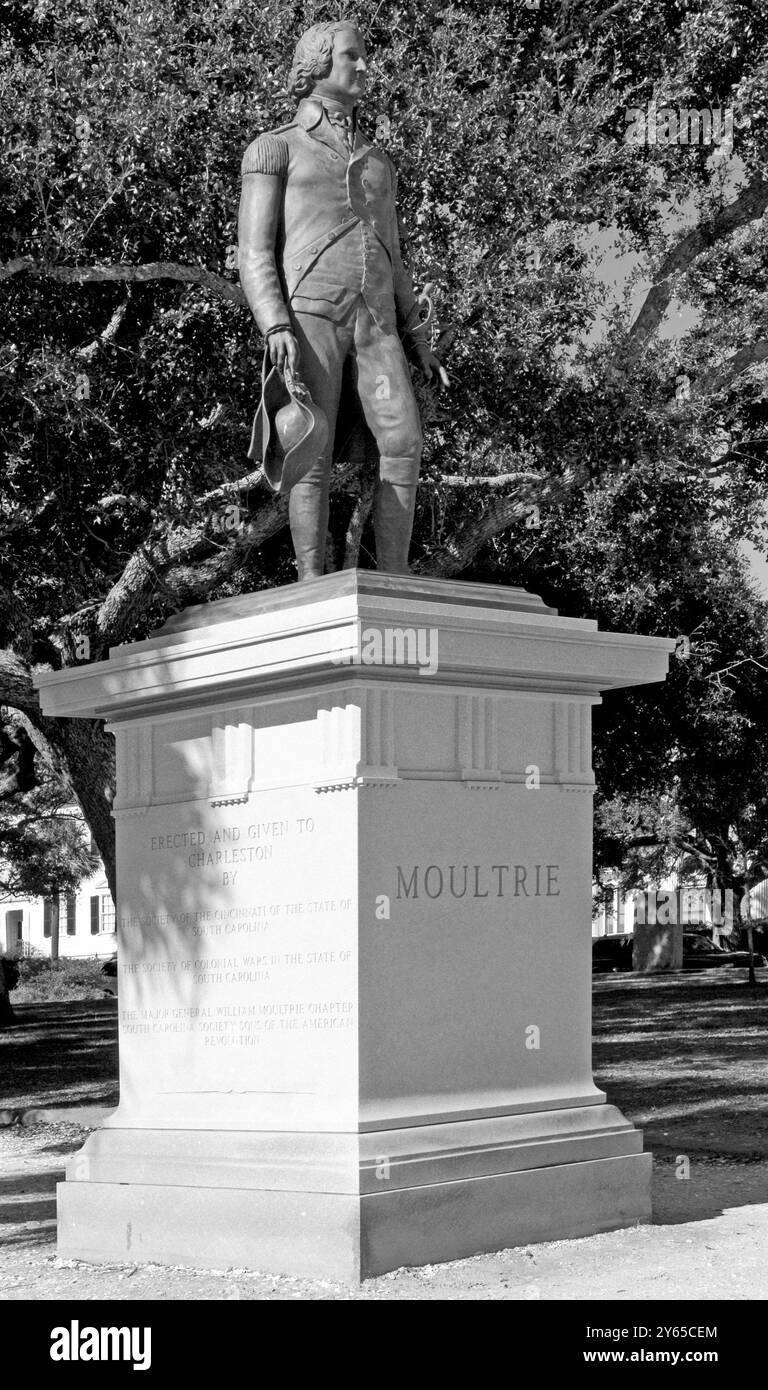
2, 862, 116, 961
592, 880, 766, 940
1, 796, 116, 961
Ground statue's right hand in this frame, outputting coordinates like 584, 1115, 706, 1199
269, 330, 300, 377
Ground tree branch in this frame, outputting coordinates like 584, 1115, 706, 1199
342, 475, 376, 569
696, 339, 768, 397
0, 650, 42, 715
0, 257, 247, 307
628, 172, 768, 355
551, 0, 630, 52
93, 498, 286, 648
76, 295, 130, 361
431, 470, 541, 489
417, 495, 533, 577
93, 457, 361, 648
675, 838, 719, 865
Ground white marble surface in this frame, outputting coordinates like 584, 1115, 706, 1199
37, 572, 674, 1276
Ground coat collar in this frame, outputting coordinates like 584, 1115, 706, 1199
296, 98, 325, 131
296, 97, 358, 130
295, 98, 368, 158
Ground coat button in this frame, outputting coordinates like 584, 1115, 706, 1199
330, 153, 339, 160
293, 262, 302, 269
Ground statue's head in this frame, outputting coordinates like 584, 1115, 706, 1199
288, 20, 367, 106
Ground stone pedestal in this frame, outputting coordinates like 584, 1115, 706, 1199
35, 572, 673, 1281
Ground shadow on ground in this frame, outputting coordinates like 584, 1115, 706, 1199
1, 971, 767, 1248
0, 999, 119, 1110
594, 968, 768, 1223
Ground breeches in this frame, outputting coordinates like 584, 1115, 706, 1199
290, 298, 422, 488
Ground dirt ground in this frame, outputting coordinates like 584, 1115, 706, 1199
2, 972, 767, 1300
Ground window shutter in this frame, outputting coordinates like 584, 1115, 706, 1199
43, 900, 52, 938
66, 894, 77, 935
90, 896, 100, 934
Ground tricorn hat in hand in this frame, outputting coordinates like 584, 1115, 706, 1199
248, 357, 329, 495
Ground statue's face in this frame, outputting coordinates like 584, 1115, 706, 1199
313, 25, 367, 105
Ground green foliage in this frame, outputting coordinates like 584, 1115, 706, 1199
0, 725, 100, 899
3, 0, 768, 625
3, 1, 768, 892
13, 947, 50, 982
12, 952, 111, 1002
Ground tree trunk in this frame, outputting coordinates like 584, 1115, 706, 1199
742, 883, 757, 986
709, 871, 725, 947
715, 865, 755, 982
31, 714, 117, 901
746, 921, 757, 987
0, 963, 15, 1029
56, 718, 117, 900
49, 896, 60, 963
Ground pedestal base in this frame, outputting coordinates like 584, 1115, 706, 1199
36, 572, 671, 1282
57, 1106, 651, 1281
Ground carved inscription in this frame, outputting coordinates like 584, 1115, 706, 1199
145, 816, 316, 886
395, 862, 561, 899
119, 807, 354, 1053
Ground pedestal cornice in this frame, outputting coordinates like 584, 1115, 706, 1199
34, 570, 675, 722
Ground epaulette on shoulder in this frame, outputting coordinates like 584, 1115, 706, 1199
240, 132, 290, 177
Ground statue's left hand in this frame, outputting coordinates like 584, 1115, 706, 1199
411, 342, 450, 388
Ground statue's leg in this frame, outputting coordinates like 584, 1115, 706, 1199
352, 305, 422, 574
289, 312, 350, 581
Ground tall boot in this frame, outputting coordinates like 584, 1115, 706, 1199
289, 479, 329, 582
373, 480, 417, 574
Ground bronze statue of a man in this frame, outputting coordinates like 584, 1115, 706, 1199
238, 20, 447, 580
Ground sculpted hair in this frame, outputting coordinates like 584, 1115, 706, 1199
287, 20, 361, 100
